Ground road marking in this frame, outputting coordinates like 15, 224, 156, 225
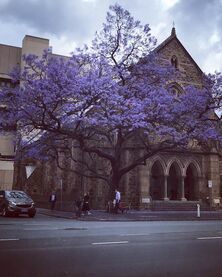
22, 223, 50, 226
197, 236, 222, 240
23, 227, 59, 230
92, 241, 128, 245
120, 233, 149, 236
0, 239, 19, 241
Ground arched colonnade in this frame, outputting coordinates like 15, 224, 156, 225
149, 157, 201, 201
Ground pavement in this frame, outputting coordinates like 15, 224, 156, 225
37, 208, 222, 221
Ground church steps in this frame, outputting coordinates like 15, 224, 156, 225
151, 200, 213, 211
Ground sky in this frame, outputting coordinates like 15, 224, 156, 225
0, 0, 221, 73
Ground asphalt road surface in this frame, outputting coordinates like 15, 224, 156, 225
0, 213, 222, 277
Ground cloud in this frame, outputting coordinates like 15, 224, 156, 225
0, 0, 221, 72
0, 0, 106, 43
0, 0, 171, 42
169, 0, 222, 72
0, 0, 176, 53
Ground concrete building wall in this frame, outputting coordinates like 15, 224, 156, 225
0, 42, 20, 190
0, 134, 15, 156
0, 160, 14, 190
0, 44, 21, 79
0, 35, 50, 191
21, 35, 49, 68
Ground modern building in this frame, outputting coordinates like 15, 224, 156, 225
0, 35, 54, 190
0, 30, 221, 209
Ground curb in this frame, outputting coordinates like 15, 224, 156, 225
38, 209, 222, 222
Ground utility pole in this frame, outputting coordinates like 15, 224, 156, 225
60, 179, 63, 210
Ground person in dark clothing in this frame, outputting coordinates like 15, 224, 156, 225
82, 193, 91, 215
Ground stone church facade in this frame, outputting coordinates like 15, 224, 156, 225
136, 28, 222, 209
1, 29, 222, 209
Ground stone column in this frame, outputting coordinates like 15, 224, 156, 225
196, 176, 204, 201
123, 150, 130, 201
207, 153, 220, 207
163, 175, 169, 201
181, 176, 187, 201
138, 165, 151, 209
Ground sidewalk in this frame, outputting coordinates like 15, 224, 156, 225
38, 208, 222, 221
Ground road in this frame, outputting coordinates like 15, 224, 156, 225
0, 213, 222, 277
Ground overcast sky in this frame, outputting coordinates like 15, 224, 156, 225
0, 0, 221, 73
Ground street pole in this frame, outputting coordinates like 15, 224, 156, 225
60, 179, 63, 210
208, 180, 213, 209
197, 204, 200, 218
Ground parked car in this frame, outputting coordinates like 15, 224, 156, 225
0, 190, 36, 218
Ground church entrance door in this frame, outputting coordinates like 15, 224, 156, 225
168, 162, 181, 200
150, 161, 164, 200
185, 164, 197, 200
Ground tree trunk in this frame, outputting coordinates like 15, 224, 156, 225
109, 170, 122, 200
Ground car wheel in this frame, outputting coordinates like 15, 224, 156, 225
2, 206, 8, 217
28, 212, 36, 218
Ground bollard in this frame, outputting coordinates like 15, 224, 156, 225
197, 204, 200, 218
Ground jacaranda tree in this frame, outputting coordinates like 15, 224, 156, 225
0, 4, 222, 196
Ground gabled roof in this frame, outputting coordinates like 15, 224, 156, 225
155, 27, 203, 74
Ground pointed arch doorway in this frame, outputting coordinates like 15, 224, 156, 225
185, 164, 198, 200
150, 161, 164, 200
168, 162, 181, 200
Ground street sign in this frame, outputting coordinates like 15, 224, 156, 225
208, 180, 213, 188
25, 165, 36, 178
142, 198, 150, 203
213, 198, 220, 204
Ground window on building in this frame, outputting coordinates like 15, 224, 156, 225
171, 55, 178, 69
0, 78, 12, 88
168, 82, 183, 97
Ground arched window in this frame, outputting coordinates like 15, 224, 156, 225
171, 86, 180, 96
168, 82, 183, 97
171, 55, 178, 69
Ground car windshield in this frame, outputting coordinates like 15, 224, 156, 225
5, 191, 29, 199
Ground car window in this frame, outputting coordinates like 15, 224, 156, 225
5, 191, 29, 199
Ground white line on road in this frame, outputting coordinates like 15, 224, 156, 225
0, 239, 19, 241
197, 236, 222, 240
23, 228, 59, 231
92, 241, 128, 245
22, 223, 49, 226
120, 233, 149, 236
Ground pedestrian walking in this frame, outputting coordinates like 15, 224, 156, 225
114, 189, 121, 213
49, 191, 57, 210
82, 193, 91, 215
